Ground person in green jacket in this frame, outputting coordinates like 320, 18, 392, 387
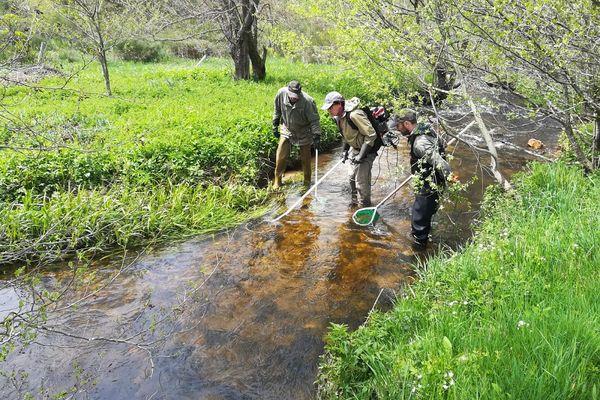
321, 91, 379, 207
272, 80, 322, 189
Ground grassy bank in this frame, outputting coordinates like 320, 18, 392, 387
317, 162, 600, 399
0, 58, 369, 264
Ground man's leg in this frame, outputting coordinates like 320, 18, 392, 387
348, 162, 358, 205
411, 191, 439, 244
355, 154, 375, 207
273, 137, 291, 189
299, 144, 312, 187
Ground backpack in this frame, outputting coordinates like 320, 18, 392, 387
346, 106, 399, 149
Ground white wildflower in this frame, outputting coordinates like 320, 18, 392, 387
517, 320, 529, 329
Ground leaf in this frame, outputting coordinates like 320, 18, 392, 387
442, 336, 453, 355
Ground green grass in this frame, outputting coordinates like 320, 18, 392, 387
0, 183, 269, 265
317, 162, 600, 399
0, 57, 371, 264
1, 58, 367, 199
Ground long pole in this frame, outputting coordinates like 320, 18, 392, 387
367, 121, 475, 212
269, 158, 343, 223
315, 149, 318, 198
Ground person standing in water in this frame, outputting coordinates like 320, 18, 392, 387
272, 80, 322, 189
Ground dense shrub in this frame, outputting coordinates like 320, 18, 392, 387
116, 39, 165, 63
168, 40, 226, 59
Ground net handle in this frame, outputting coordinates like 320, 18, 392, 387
351, 122, 473, 226
351, 175, 412, 226
269, 158, 344, 223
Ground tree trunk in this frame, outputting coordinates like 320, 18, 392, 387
562, 117, 593, 173
560, 86, 592, 172
231, 39, 250, 80
94, 18, 112, 96
456, 67, 512, 190
248, 39, 266, 81
37, 42, 46, 65
99, 49, 112, 96
219, 0, 264, 81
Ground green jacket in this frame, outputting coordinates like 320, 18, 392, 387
273, 88, 321, 146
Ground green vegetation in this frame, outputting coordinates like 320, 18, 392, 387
317, 162, 600, 399
0, 58, 369, 264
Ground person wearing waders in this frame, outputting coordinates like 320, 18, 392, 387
272, 80, 322, 189
321, 91, 379, 207
387, 109, 456, 248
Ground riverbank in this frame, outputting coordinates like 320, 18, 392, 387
0, 58, 368, 265
317, 161, 600, 399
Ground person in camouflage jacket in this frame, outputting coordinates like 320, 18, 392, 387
388, 109, 455, 247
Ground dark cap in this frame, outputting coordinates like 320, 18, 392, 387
387, 109, 418, 131
287, 80, 302, 100
396, 108, 417, 122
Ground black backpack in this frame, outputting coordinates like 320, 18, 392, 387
346, 106, 399, 149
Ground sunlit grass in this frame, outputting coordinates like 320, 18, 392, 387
317, 162, 600, 399
0, 58, 371, 264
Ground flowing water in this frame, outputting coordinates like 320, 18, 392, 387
0, 90, 560, 399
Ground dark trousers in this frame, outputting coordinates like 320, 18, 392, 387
411, 190, 439, 243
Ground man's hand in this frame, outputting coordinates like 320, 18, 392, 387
352, 142, 370, 165
341, 149, 349, 163
272, 125, 280, 139
351, 155, 364, 165
313, 135, 321, 151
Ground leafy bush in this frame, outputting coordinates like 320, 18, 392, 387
168, 39, 226, 59
116, 39, 165, 63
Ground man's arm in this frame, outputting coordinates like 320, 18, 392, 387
272, 92, 282, 137
413, 135, 452, 180
306, 99, 322, 140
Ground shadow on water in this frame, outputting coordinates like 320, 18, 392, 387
0, 89, 561, 399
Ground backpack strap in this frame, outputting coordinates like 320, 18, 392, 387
346, 111, 359, 131
346, 109, 383, 153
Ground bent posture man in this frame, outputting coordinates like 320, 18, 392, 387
272, 80, 321, 189
388, 109, 454, 247
321, 91, 379, 207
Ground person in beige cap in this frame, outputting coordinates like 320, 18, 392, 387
321, 91, 379, 207
272, 80, 322, 189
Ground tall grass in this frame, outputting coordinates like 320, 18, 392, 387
0, 58, 373, 264
0, 183, 269, 265
317, 162, 600, 399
